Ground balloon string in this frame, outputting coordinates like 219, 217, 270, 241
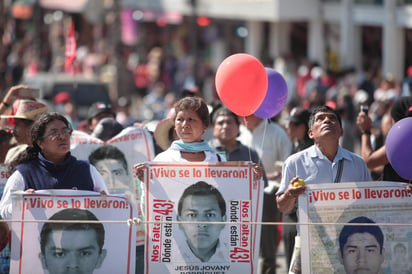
242, 116, 253, 164
257, 120, 267, 168
244, 116, 249, 126
242, 116, 263, 168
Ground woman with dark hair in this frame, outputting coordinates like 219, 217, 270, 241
0, 112, 108, 219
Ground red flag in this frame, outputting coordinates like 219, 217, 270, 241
65, 19, 76, 73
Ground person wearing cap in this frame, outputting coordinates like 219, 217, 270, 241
0, 85, 40, 115
53, 91, 71, 106
0, 99, 48, 165
53, 91, 80, 130
91, 117, 124, 142
87, 102, 115, 133
0, 85, 45, 139
356, 96, 412, 182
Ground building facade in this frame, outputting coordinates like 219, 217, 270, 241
125, 0, 412, 81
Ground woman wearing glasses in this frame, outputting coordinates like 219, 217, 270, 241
0, 112, 108, 219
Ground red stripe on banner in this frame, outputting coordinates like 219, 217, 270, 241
18, 199, 27, 274
145, 169, 150, 274
249, 164, 254, 274
127, 203, 134, 274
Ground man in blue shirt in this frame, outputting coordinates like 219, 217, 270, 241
276, 106, 371, 272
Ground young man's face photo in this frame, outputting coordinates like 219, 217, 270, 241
94, 159, 130, 192
178, 194, 226, 256
40, 229, 107, 274
339, 232, 384, 274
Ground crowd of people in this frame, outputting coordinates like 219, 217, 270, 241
0, 55, 412, 273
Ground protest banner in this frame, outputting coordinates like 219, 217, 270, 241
142, 161, 263, 274
298, 181, 412, 274
70, 127, 155, 171
10, 190, 136, 274
0, 164, 10, 273
70, 127, 155, 245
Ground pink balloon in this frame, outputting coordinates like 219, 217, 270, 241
215, 54, 267, 116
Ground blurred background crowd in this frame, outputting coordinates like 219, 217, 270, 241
2, 1, 411, 153
2, 0, 412, 273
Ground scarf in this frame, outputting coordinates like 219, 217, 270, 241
170, 140, 215, 153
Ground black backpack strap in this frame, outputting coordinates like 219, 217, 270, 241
334, 159, 344, 183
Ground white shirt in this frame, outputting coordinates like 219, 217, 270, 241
0, 165, 107, 219
177, 237, 230, 263
238, 120, 291, 175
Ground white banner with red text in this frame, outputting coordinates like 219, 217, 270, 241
10, 190, 136, 274
70, 127, 154, 245
141, 161, 263, 274
298, 181, 412, 274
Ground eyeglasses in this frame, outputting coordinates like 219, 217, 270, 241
41, 128, 73, 140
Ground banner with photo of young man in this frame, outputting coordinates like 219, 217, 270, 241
70, 127, 155, 166
10, 190, 137, 274
70, 127, 155, 245
298, 181, 412, 274
142, 162, 263, 274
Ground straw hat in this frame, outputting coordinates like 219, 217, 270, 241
153, 118, 175, 151
0, 99, 47, 123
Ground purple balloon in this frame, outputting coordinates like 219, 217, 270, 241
254, 68, 288, 119
385, 117, 412, 180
